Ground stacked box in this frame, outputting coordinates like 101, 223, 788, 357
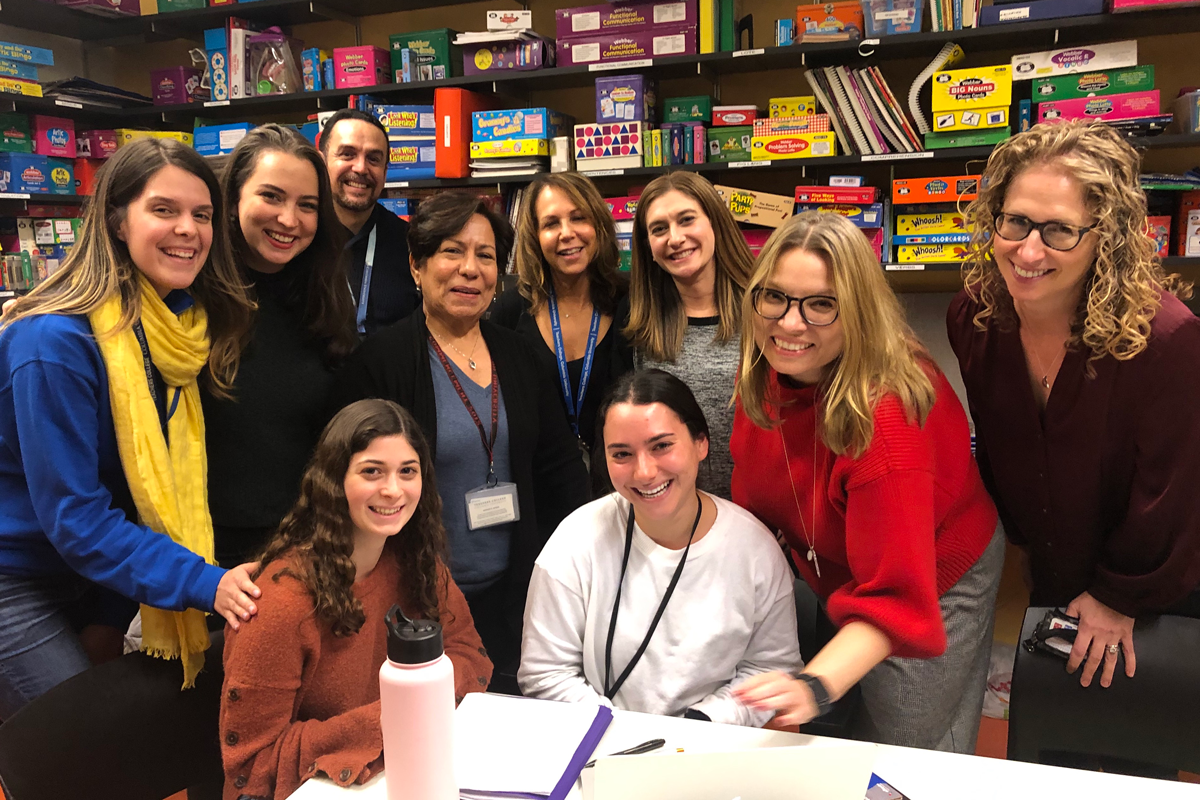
794, 193, 886, 258
390, 29, 461, 82
1037, 90, 1160, 124
596, 74, 657, 124
557, 0, 696, 67
795, 203, 884, 227
750, 131, 836, 160
707, 126, 752, 162
896, 243, 970, 263
753, 114, 830, 136
559, 29, 696, 66
0, 153, 73, 194
0, 61, 38, 82
712, 106, 757, 126
377, 105, 436, 181
797, 1, 865, 36
714, 185, 794, 228
664, 95, 713, 123
924, 127, 1010, 149
895, 210, 970, 235
462, 36, 554, 76
377, 105, 437, 138
388, 140, 437, 181
472, 108, 571, 142
574, 122, 644, 171
150, 67, 208, 105
32, 116, 75, 158
1011, 40, 1137, 81
0, 41, 54, 66
115, 129, 194, 148
931, 65, 1012, 132
0, 113, 32, 154
194, 123, 253, 156
891, 175, 980, 204
78, 129, 118, 159
74, 158, 103, 195
1032, 65, 1154, 101
769, 96, 816, 117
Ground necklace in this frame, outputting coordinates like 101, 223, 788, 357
1021, 330, 1067, 390
430, 325, 481, 370
778, 419, 821, 579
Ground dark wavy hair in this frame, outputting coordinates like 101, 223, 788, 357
408, 191, 515, 269
223, 123, 357, 366
256, 399, 448, 637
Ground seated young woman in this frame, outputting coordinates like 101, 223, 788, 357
518, 369, 800, 726
220, 399, 492, 800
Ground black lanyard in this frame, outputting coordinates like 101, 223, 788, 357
429, 333, 499, 485
132, 320, 180, 442
603, 492, 704, 701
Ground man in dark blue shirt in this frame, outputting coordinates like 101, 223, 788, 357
320, 108, 418, 336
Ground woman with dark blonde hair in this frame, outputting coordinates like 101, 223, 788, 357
0, 138, 261, 715
221, 399, 491, 799
493, 172, 633, 456
730, 211, 1001, 753
625, 172, 753, 499
948, 120, 1200, 693
205, 124, 358, 569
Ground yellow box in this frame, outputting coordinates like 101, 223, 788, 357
469, 138, 550, 158
931, 65, 1012, 112
713, 185, 794, 228
896, 211, 970, 236
115, 129, 195, 147
897, 243, 970, 263
750, 132, 836, 160
768, 96, 816, 118
0, 77, 43, 97
932, 107, 1009, 132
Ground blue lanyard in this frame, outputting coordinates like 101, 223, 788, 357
354, 223, 378, 335
548, 290, 601, 437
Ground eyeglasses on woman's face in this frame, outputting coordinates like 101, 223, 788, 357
993, 212, 1094, 252
751, 287, 840, 326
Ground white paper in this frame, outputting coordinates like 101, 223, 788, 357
653, 33, 686, 56
573, 11, 601, 32
571, 42, 601, 63
654, 2, 687, 23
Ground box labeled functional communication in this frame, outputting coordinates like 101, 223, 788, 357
558, 28, 697, 66
555, 0, 697, 41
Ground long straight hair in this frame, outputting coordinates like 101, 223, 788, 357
625, 172, 753, 362
223, 124, 356, 366
2, 137, 252, 393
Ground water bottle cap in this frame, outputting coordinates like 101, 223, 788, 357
385, 604, 444, 664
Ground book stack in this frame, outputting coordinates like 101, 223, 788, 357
377, 105, 437, 182
803, 66, 922, 157
469, 108, 571, 178
0, 40, 52, 99
889, 174, 979, 264
929, 0, 982, 30
795, 185, 885, 260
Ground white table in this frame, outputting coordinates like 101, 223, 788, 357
291, 694, 1200, 800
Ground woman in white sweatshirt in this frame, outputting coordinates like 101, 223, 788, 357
519, 368, 801, 726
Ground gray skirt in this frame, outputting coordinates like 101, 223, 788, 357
852, 525, 1006, 754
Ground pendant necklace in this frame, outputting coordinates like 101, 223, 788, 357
1022, 331, 1066, 390
431, 326, 481, 370
778, 418, 821, 579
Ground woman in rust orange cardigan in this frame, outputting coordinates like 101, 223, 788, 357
220, 399, 492, 800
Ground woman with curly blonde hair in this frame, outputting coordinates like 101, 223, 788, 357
948, 120, 1200, 693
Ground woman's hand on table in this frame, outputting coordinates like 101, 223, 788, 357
215, 562, 262, 631
1066, 591, 1136, 688
732, 671, 819, 727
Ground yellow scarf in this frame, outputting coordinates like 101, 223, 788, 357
88, 274, 214, 688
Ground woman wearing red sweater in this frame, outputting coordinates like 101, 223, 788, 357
730, 212, 1001, 753
221, 399, 491, 800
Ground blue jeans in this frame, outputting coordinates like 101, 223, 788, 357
0, 571, 137, 719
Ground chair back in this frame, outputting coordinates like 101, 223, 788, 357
793, 578, 861, 738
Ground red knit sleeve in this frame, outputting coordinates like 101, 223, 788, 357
220, 565, 385, 800
824, 397, 947, 659
436, 561, 495, 701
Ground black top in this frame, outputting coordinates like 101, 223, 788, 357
490, 288, 634, 453
203, 263, 336, 533
344, 203, 418, 336
328, 307, 590, 670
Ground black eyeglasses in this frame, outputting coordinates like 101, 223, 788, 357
751, 287, 840, 325
993, 212, 1094, 252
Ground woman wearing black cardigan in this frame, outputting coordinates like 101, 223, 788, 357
330, 192, 589, 694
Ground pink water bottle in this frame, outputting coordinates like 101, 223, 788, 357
379, 605, 457, 800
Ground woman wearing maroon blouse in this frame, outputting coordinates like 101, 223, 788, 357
948, 120, 1200, 691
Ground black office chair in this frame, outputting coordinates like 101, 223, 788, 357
1008, 606, 1200, 774
0, 632, 226, 800
793, 578, 861, 738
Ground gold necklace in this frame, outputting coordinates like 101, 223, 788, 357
778, 418, 821, 579
1021, 330, 1066, 390
430, 325, 481, 370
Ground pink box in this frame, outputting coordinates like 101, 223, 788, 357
1038, 90, 1160, 123
32, 115, 76, 158
605, 195, 640, 220
555, 0, 697, 41
78, 129, 119, 159
558, 27, 697, 67
462, 38, 554, 76
151, 67, 208, 105
334, 46, 390, 89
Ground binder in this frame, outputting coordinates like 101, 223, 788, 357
699, 0, 718, 53
719, 0, 737, 50
433, 87, 495, 179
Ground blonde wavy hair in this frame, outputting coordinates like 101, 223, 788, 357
962, 120, 1191, 362
625, 172, 753, 362
737, 211, 935, 458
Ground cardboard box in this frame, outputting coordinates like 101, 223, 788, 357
390, 29, 461, 82
151, 67, 208, 105
469, 138, 551, 158
931, 65, 1013, 111
1038, 90, 1159, 124
769, 96, 817, 117
711, 106, 756, 126
750, 131, 836, 160
753, 114, 830, 135
596, 74, 657, 124
463, 37, 554, 75
472, 108, 570, 142
714, 185, 794, 228
0, 41, 54, 67
933, 107, 1009, 132
0, 154, 72, 195
73, 158, 102, 195
558, 28, 696, 66
574, 122, 643, 160
77, 130, 118, 159
776, 18, 795, 46
377, 105, 437, 138
794, 203, 884, 228
1031, 65, 1154, 101
204, 28, 231, 102
0, 113, 32, 154
0, 78, 42, 98
556, 0, 697, 40
32, 116, 75, 158
335, 46, 390, 89
0, 61, 38, 82
194, 123, 252, 156
114, 129, 194, 148
1011, 40, 1137, 81
707, 125, 751, 162
896, 243, 969, 262
795, 186, 877, 203
577, 155, 644, 171
796, 1, 864, 35
891, 175, 980, 204
301, 48, 330, 92
924, 127, 1011, 149
663, 95, 713, 123
896, 210, 970, 235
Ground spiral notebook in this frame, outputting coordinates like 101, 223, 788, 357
804, 66, 920, 156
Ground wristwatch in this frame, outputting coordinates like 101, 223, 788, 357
792, 672, 834, 718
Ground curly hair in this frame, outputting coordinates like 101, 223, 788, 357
961, 120, 1192, 363
256, 399, 447, 637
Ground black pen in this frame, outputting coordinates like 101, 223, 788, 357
583, 738, 666, 769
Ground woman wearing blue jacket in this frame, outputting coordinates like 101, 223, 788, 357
0, 138, 262, 718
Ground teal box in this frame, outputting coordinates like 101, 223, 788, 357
0, 60, 38, 81
0, 41, 54, 67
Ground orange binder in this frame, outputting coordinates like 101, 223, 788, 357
434, 87, 497, 179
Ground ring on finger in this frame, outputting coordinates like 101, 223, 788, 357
1106, 643, 1119, 655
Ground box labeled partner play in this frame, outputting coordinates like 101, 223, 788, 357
472, 108, 571, 142
556, 0, 697, 40
750, 131, 836, 160
1037, 90, 1159, 123
558, 28, 697, 66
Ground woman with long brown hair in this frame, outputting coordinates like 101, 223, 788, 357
0, 138, 260, 716
220, 399, 491, 799
625, 172, 753, 499
205, 124, 358, 569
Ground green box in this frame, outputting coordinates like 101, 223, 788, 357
707, 125, 752, 162
389, 29, 461, 82
1032, 65, 1154, 102
0, 112, 32, 153
157, 0, 206, 12
664, 95, 714, 123
924, 127, 1011, 150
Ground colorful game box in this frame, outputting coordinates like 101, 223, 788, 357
896, 210, 970, 235
556, 0, 697, 41
31, 116, 75, 158
933, 107, 1009, 132
707, 125, 752, 162
1011, 40, 1137, 81
753, 114, 831, 136
891, 175, 980, 204
932, 65, 1013, 111
796, 1, 864, 36
712, 106, 757, 126
472, 108, 571, 142
714, 185, 795, 228
573, 122, 644, 160
896, 243, 969, 262
1037, 90, 1160, 123
794, 186, 878, 204
596, 74, 657, 123
769, 96, 816, 117
462, 36, 554, 75
794, 203, 884, 228
664, 95, 713, 123
390, 29, 461, 82
469, 139, 551, 158
750, 131, 836, 160
1031, 65, 1154, 101
377, 105, 437, 138
334, 46, 390, 89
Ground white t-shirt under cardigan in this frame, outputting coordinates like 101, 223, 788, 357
518, 492, 802, 727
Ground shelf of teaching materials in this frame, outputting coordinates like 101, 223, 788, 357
0, 95, 132, 123
882, 257, 1200, 274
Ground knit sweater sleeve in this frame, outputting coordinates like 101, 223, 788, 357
436, 561, 495, 700
220, 568, 384, 800
824, 397, 947, 659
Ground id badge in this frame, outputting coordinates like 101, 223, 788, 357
465, 481, 520, 530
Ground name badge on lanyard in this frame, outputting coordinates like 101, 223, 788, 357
548, 290, 601, 458
354, 224, 378, 335
428, 334, 520, 530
